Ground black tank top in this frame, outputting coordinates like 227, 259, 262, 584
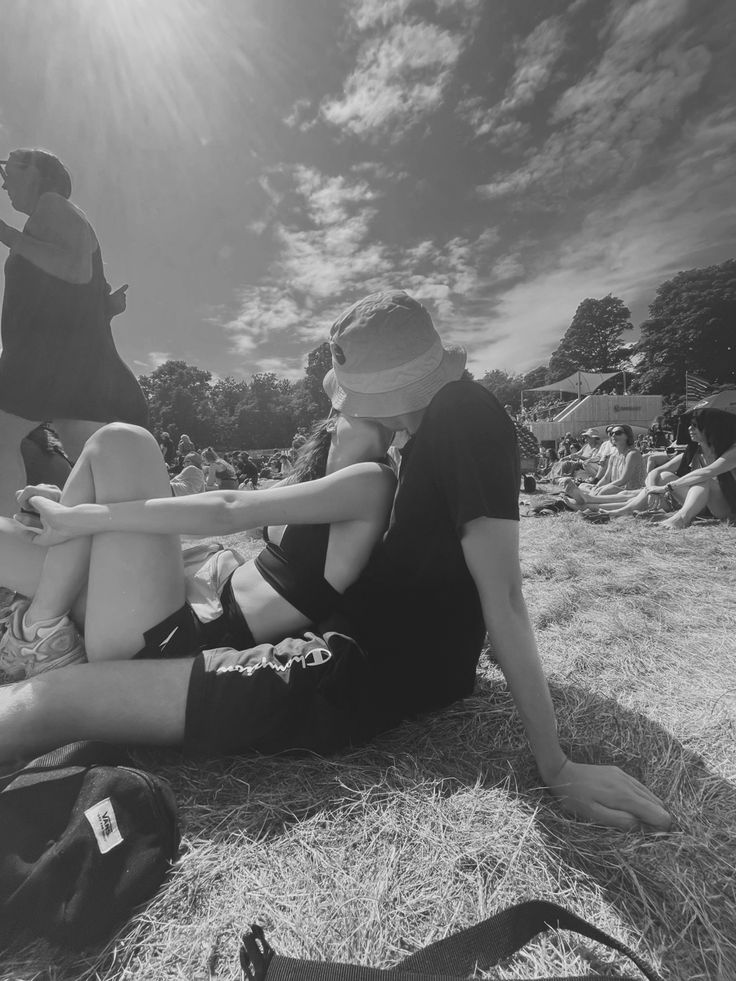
254, 523, 342, 624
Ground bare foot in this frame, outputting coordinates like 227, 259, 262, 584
561, 479, 586, 505
659, 513, 689, 530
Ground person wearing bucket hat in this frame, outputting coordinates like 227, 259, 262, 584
322, 290, 467, 419
0, 289, 671, 832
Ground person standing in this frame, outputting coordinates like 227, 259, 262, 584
0, 148, 148, 515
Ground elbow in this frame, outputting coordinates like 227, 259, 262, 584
218, 493, 244, 533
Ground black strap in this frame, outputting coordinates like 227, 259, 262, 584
0, 741, 128, 791
239, 901, 663, 981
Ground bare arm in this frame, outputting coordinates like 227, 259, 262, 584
645, 454, 682, 488
0, 193, 94, 282
461, 516, 671, 829
24, 463, 395, 545
667, 444, 736, 490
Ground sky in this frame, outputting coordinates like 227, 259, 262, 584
1, 0, 734, 383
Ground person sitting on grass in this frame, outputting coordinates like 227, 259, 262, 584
201, 446, 239, 490
559, 425, 645, 507
641, 398, 736, 529
564, 432, 706, 518
169, 451, 207, 497
0, 412, 395, 682
1, 289, 670, 832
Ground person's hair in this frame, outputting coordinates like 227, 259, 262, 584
11, 149, 72, 198
201, 446, 221, 463
179, 434, 193, 446
689, 408, 736, 514
690, 408, 736, 457
183, 452, 203, 469
612, 424, 635, 447
279, 418, 335, 486
23, 423, 70, 460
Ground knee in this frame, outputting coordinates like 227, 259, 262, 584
85, 423, 157, 461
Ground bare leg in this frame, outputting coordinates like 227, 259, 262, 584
0, 658, 193, 761
21, 424, 185, 661
51, 419, 104, 463
660, 483, 712, 530
0, 518, 47, 599
0, 409, 39, 517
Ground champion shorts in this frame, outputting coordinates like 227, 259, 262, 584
134, 577, 256, 660
183, 626, 394, 758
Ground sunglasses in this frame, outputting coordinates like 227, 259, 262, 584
610, 429, 626, 436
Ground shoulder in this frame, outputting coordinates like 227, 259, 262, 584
424, 380, 515, 441
28, 193, 95, 249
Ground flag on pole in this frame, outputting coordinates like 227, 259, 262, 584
685, 373, 715, 408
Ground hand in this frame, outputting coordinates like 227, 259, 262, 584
13, 495, 78, 547
0, 219, 15, 249
547, 759, 671, 831
106, 283, 128, 318
645, 485, 668, 495
15, 483, 63, 512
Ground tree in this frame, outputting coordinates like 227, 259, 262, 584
633, 259, 736, 396
237, 372, 298, 448
303, 342, 333, 421
210, 376, 250, 447
478, 369, 523, 411
137, 360, 215, 445
547, 295, 633, 380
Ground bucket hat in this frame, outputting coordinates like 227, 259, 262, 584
322, 290, 466, 417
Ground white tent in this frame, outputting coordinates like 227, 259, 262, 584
525, 370, 622, 398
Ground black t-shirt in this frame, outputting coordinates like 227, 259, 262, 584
340, 380, 520, 719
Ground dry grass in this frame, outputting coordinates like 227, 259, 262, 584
2, 515, 735, 980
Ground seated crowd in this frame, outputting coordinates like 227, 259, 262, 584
533, 392, 736, 529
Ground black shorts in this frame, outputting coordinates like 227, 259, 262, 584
183, 620, 400, 758
134, 577, 256, 660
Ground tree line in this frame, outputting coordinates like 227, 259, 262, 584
139, 258, 736, 448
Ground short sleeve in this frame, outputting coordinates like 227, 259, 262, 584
426, 382, 520, 529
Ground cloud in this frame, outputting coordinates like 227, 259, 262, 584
465, 107, 736, 374
321, 20, 465, 137
478, 0, 711, 200
221, 288, 305, 355
466, 16, 569, 138
347, 0, 481, 31
134, 352, 172, 370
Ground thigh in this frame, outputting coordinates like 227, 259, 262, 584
704, 479, 732, 520
0, 518, 47, 597
185, 630, 379, 757
82, 425, 187, 661
51, 419, 103, 462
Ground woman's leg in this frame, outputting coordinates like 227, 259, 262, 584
21, 424, 186, 662
0, 518, 47, 599
560, 479, 634, 509
51, 419, 104, 463
0, 409, 39, 517
71, 424, 186, 661
0, 658, 193, 762
660, 482, 715, 529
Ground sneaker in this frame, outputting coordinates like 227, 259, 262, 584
0, 600, 86, 684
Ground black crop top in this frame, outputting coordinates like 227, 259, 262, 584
254, 523, 342, 625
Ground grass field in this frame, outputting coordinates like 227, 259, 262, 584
2, 512, 735, 981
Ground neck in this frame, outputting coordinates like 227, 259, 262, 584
398, 408, 427, 435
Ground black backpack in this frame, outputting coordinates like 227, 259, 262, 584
0, 742, 179, 949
